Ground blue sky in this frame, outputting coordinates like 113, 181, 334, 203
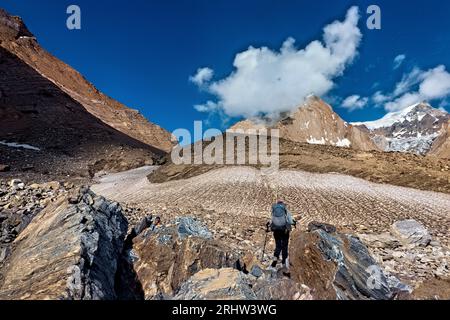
2, 0, 450, 134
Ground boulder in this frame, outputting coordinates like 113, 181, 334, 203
290, 224, 395, 300
0, 187, 127, 300
391, 219, 432, 247
0, 165, 10, 172
118, 218, 238, 300
174, 268, 256, 300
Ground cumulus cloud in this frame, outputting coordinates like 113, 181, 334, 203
189, 67, 214, 87
341, 95, 368, 111
192, 7, 362, 119
384, 65, 450, 111
393, 54, 406, 70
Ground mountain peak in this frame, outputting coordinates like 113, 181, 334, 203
0, 9, 34, 41
352, 102, 450, 155
353, 102, 448, 130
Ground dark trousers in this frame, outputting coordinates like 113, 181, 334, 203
273, 230, 290, 263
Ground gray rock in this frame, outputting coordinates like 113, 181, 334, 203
0, 187, 128, 300
176, 217, 212, 240
290, 225, 396, 300
391, 219, 431, 247
174, 268, 256, 300
250, 265, 263, 278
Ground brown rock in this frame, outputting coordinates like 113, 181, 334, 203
289, 225, 394, 300
119, 223, 238, 299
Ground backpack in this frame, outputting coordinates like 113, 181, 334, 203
271, 203, 288, 231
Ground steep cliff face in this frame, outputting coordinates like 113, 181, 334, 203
231, 96, 378, 151
429, 121, 450, 158
0, 9, 175, 153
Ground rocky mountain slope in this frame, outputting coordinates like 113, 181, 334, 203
0, 9, 174, 178
353, 103, 450, 156
0, 9, 175, 153
231, 96, 379, 151
429, 121, 450, 158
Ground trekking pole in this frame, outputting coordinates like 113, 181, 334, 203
261, 227, 269, 262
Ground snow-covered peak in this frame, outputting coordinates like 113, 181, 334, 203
352, 102, 446, 130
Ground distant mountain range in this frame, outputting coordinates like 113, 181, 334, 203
353, 103, 450, 156
231, 97, 450, 158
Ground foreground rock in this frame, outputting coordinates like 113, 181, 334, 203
174, 268, 256, 300
290, 222, 397, 300
0, 187, 127, 300
0, 179, 69, 267
117, 217, 238, 300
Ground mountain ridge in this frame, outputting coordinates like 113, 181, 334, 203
231, 96, 379, 151
0, 8, 175, 153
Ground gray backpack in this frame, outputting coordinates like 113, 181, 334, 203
271, 203, 288, 231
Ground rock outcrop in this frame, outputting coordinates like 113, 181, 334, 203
0, 187, 127, 300
174, 268, 256, 300
0, 179, 70, 268
289, 222, 396, 300
118, 217, 238, 300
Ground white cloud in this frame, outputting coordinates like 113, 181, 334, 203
393, 54, 406, 70
189, 67, 214, 87
192, 7, 362, 119
419, 65, 450, 99
384, 65, 450, 111
341, 95, 368, 111
372, 91, 389, 105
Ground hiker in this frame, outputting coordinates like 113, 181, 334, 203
266, 200, 296, 268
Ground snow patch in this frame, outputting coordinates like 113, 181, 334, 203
307, 137, 326, 145
335, 138, 351, 148
0, 141, 41, 151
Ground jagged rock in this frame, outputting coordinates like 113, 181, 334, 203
0, 165, 10, 172
290, 225, 395, 300
391, 220, 431, 247
119, 219, 237, 300
0, 187, 127, 300
174, 268, 256, 300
